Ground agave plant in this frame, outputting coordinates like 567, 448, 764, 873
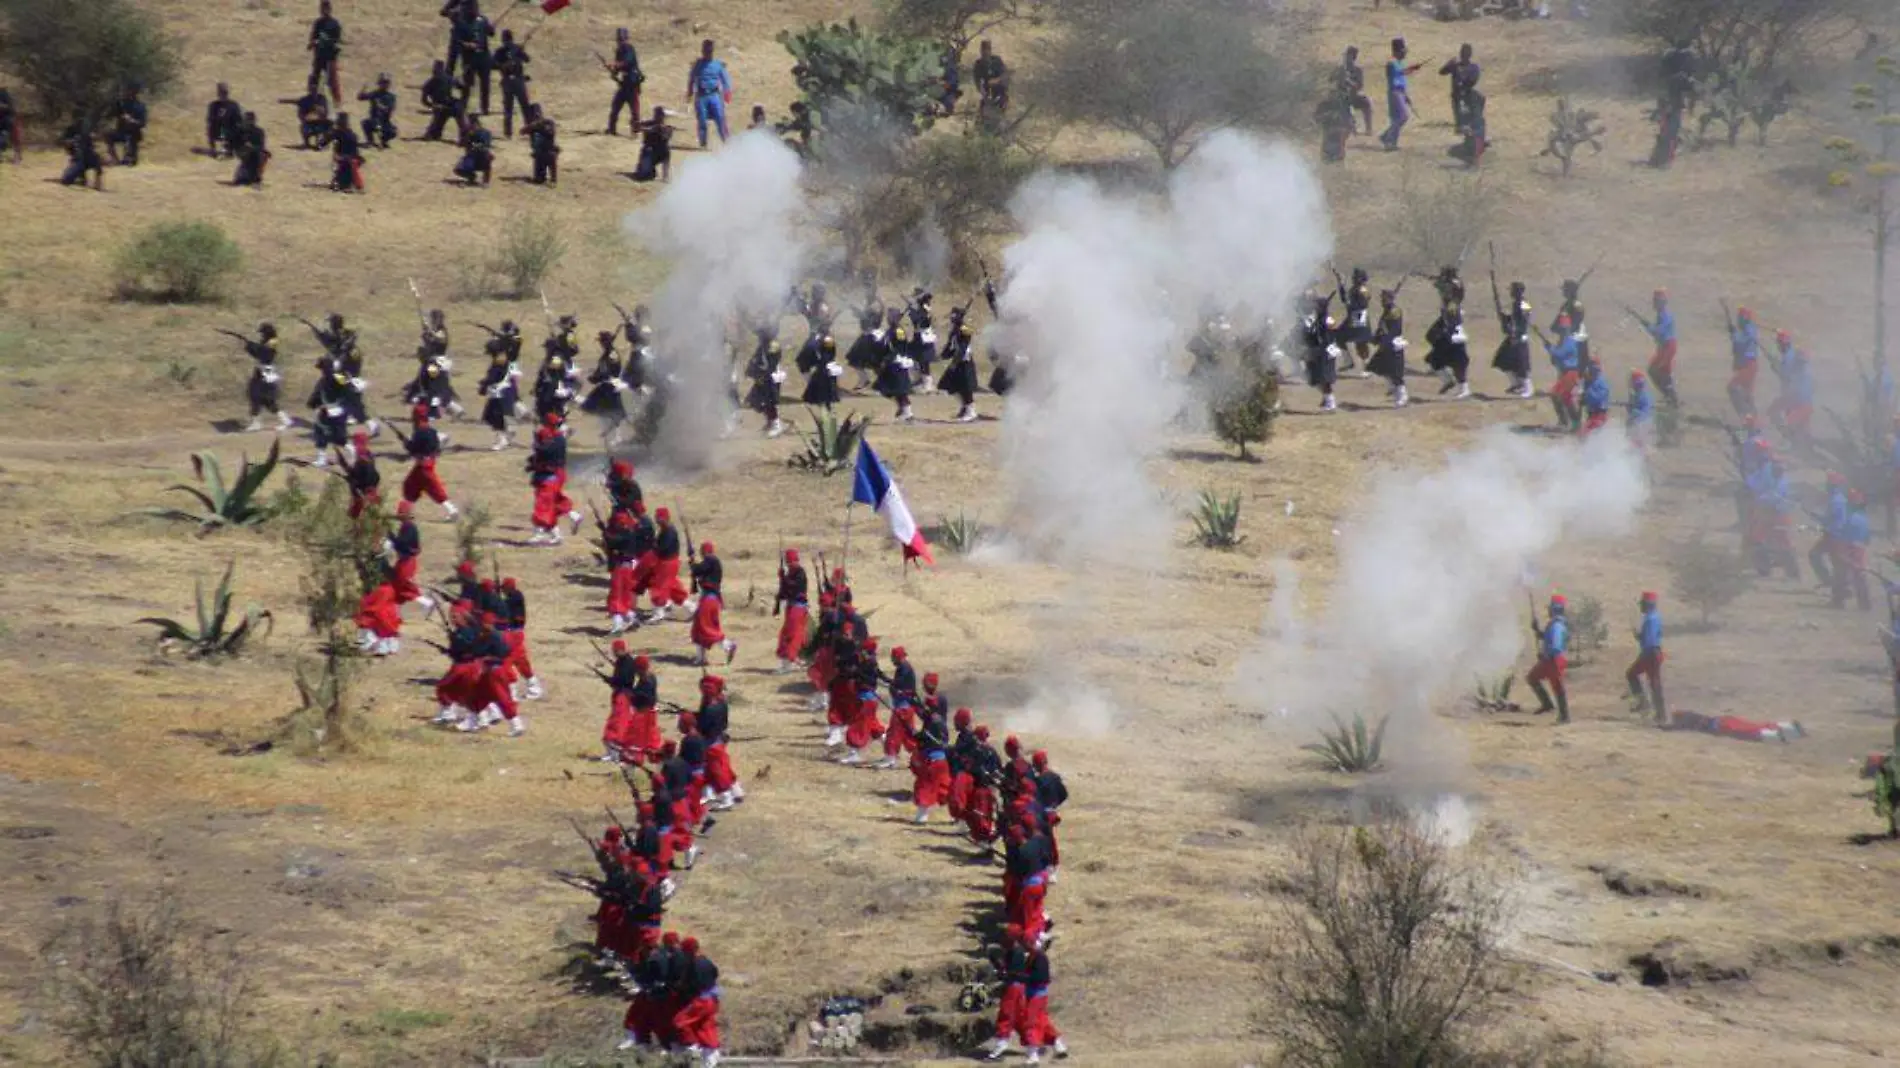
1303, 713, 1389, 773
790, 409, 871, 476
136, 562, 273, 659
1191, 489, 1244, 549
937, 510, 984, 555
133, 437, 282, 533
1470, 673, 1518, 713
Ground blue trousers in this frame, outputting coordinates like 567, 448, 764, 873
695, 94, 728, 146
1381, 90, 1411, 148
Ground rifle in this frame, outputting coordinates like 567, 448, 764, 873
1621, 304, 1654, 332
678, 506, 700, 592
467, 321, 502, 337
1328, 264, 1349, 306
594, 50, 624, 84
1527, 592, 1544, 640
297, 316, 326, 340
589, 499, 608, 534
817, 551, 833, 596
1391, 274, 1409, 299
406, 277, 429, 331
1486, 242, 1506, 325
1720, 299, 1736, 337
538, 288, 558, 334
1574, 252, 1606, 292
215, 328, 252, 346
773, 535, 786, 617
1531, 325, 1553, 349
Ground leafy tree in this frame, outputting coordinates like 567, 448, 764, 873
904, 129, 1036, 274
0, 0, 183, 120
1825, 55, 1900, 372
1209, 365, 1278, 460
881, 0, 1047, 55
1036, 1, 1312, 170
1607, 0, 1867, 73
780, 19, 945, 273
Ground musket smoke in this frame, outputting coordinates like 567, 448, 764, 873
995, 131, 1333, 563
623, 132, 807, 468
1241, 428, 1650, 757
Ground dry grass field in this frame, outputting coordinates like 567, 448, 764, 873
4, 1, 1900, 1065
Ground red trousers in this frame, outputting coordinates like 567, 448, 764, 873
644, 555, 687, 607
705, 741, 737, 792
402, 458, 448, 504
530, 473, 571, 530
993, 984, 1027, 1042
912, 753, 950, 807
690, 591, 726, 648
1649, 339, 1677, 378
607, 563, 638, 617
1581, 410, 1608, 437
1730, 361, 1758, 407
502, 628, 534, 678
948, 771, 974, 819
826, 676, 856, 728
845, 694, 886, 749
354, 583, 402, 638
478, 663, 518, 720
777, 603, 809, 660
348, 486, 381, 519
1021, 992, 1061, 1047
1627, 648, 1663, 691
436, 660, 483, 707
1527, 654, 1567, 688
1011, 876, 1048, 943
671, 994, 721, 1050
884, 709, 916, 760
624, 990, 674, 1044
1551, 370, 1579, 405
965, 785, 997, 843
392, 552, 421, 604
807, 642, 835, 691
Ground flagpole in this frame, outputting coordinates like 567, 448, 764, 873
841, 502, 854, 582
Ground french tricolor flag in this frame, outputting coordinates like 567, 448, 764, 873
851, 438, 933, 566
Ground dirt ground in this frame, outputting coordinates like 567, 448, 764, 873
4, 2, 1900, 1066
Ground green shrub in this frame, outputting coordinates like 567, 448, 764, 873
0, 0, 184, 119
1191, 489, 1243, 548
113, 221, 243, 304
1209, 366, 1279, 460
1566, 595, 1609, 665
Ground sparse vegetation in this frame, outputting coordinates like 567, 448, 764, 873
40, 894, 272, 1068
1268, 816, 1511, 1068
1471, 673, 1519, 713
882, 0, 1048, 54
1668, 536, 1751, 626
453, 500, 495, 565
491, 213, 567, 299
136, 562, 272, 660
0, 0, 184, 119
280, 481, 382, 753
1037, 0, 1314, 170
792, 409, 872, 475
132, 438, 282, 533
1540, 98, 1607, 178
1824, 54, 1899, 371
113, 221, 243, 304
1302, 712, 1389, 773
1209, 365, 1279, 460
1869, 758, 1900, 840
1190, 489, 1244, 549
936, 509, 984, 554
1567, 595, 1609, 665
1395, 165, 1497, 271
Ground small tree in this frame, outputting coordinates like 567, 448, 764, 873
1566, 594, 1610, 665
0, 0, 183, 120
113, 221, 243, 304
1209, 365, 1278, 460
1667, 536, 1751, 626
41, 895, 266, 1068
1394, 164, 1497, 271
1540, 97, 1608, 177
1037, 0, 1313, 171
1825, 55, 1900, 377
282, 480, 382, 753
881, 0, 1048, 55
904, 130, 1036, 275
781, 18, 944, 273
1269, 816, 1511, 1068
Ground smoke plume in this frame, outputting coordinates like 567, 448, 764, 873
1241, 429, 1651, 761
623, 132, 807, 468
995, 131, 1333, 562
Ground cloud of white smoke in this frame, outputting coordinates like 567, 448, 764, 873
1240, 428, 1651, 765
995, 131, 1333, 563
622, 132, 807, 468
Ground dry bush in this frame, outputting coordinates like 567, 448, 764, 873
40, 895, 275, 1068
1667, 536, 1750, 626
1268, 814, 1512, 1068
1395, 165, 1498, 271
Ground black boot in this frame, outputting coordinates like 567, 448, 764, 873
1648, 679, 1667, 726
1553, 686, 1571, 725
1528, 679, 1554, 714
